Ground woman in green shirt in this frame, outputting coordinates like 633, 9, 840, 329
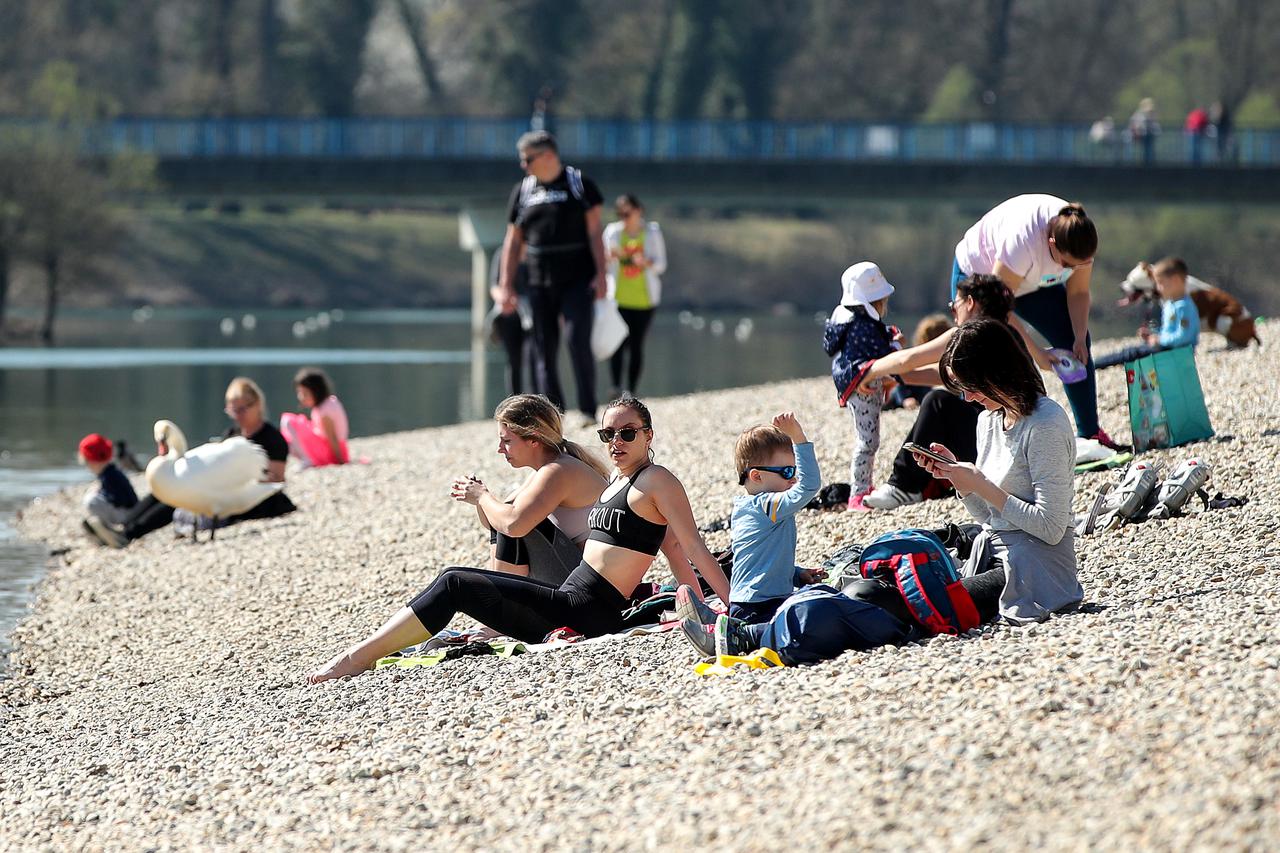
602, 194, 667, 396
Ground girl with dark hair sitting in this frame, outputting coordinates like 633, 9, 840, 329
282, 367, 350, 467
911, 318, 1083, 623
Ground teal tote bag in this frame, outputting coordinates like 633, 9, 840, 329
1125, 346, 1214, 451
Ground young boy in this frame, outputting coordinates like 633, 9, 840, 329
79, 433, 138, 543
1095, 257, 1200, 369
676, 412, 822, 634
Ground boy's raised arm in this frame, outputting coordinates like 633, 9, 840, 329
763, 413, 822, 522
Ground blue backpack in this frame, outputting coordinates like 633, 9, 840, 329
857, 529, 980, 635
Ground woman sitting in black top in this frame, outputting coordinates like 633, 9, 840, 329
174, 377, 297, 532
309, 396, 730, 683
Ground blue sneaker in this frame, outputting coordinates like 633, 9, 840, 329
714, 614, 754, 657
675, 584, 717, 627
679, 619, 717, 658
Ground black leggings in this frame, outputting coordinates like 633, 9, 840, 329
122, 494, 175, 541
407, 561, 627, 644
609, 307, 655, 392
889, 389, 981, 494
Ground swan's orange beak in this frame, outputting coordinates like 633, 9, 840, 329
157, 441, 168, 455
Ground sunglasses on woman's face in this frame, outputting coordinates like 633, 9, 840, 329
597, 427, 646, 443
738, 464, 797, 485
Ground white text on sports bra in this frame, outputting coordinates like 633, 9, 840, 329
588, 506, 625, 533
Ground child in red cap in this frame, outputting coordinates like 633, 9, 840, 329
79, 433, 138, 543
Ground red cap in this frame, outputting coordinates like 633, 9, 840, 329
78, 433, 113, 464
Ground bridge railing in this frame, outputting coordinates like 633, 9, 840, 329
3, 116, 1276, 167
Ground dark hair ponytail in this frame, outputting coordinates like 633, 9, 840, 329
955, 274, 1014, 321
1050, 202, 1097, 261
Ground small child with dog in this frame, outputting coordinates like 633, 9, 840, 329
675, 412, 823, 632
78, 433, 138, 543
1096, 257, 1200, 369
822, 261, 901, 510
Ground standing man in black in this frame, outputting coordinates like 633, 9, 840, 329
498, 131, 606, 423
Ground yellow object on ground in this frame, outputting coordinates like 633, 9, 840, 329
693, 647, 785, 675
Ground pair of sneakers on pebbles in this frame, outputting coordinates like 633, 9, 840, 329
675, 584, 751, 657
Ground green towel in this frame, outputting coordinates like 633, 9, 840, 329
1075, 451, 1134, 475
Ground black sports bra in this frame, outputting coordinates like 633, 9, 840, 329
586, 466, 667, 556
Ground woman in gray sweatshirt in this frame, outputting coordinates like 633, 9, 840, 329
911, 317, 1083, 623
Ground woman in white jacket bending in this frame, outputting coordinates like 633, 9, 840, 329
602, 194, 666, 396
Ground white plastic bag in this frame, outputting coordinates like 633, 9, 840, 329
591, 299, 629, 361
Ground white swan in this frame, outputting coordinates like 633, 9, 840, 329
145, 420, 283, 527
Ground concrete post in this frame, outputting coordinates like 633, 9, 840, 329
458, 209, 507, 421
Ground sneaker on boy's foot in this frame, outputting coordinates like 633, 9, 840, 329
679, 619, 717, 658
675, 584, 717, 626
846, 492, 872, 512
714, 613, 754, 657
862, 483, 923, 510
84, 515, 128, 549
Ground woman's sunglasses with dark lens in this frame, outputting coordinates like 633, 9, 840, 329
598, 427, 646, 443
738, 464, 797, 485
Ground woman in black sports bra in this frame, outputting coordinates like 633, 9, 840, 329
309, 396, 731, 683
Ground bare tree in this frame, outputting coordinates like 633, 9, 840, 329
393, 0, 446, 107
20, 144, 118, 344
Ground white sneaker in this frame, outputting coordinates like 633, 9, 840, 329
862, 483, 923, 510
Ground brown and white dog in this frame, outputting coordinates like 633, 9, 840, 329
1118, 262, 1261, 348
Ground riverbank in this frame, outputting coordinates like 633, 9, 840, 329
3, 341, 1279, 850
2, 201, 1278, 321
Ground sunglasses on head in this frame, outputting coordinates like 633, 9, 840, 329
738, 464, 797, 485
597, 427, 647, 443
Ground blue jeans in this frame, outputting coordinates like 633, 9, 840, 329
753, 586, 914, 666
1014, 285, 1099, 437
950, 259, 1099, 437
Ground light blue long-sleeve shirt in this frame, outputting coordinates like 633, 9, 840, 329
729, 442, 821, 603
1158, 295, 1199, 349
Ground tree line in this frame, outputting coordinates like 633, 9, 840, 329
0, 1, 1278, 127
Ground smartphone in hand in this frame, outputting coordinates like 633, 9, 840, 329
902, 442, 954, 465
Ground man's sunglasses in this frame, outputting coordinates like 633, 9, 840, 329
738, 465, 797, 485
597, 427, 648, 443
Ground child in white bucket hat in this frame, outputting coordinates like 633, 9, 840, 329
822, 261, 901, 510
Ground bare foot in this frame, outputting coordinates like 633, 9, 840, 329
306, 649, 371, 684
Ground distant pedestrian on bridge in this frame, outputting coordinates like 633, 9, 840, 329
499, 131, 607, 423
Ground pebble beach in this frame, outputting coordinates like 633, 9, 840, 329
3, 337, 1279, 851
